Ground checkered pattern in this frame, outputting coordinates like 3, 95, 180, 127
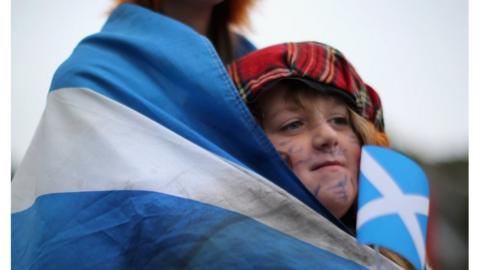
228, 42, 384, 131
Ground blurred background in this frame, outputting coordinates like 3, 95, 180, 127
12, 0, 468, 269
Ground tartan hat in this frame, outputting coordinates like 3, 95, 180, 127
227, 42, 385, 132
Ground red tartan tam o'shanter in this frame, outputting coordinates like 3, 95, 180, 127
227, 42, 385, 132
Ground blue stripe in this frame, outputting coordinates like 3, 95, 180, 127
48, 3, 345, 230
357, 214, 421, 269
13, 191, 367, 270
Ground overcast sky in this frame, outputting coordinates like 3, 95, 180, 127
12, 0, 468, 168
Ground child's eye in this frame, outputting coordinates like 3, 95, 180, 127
330, 116, 349, 126
280, 120, 304, 131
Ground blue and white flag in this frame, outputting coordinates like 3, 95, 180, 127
12, 4, 404, 270
357, 146, 430, 270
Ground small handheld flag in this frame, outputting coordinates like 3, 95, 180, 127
357, 146, 429, 270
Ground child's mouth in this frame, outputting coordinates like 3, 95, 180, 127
310, 160, 343, 171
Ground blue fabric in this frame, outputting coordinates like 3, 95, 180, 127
49, 3, 343, 229
13, 191, 368, 270
232, 32, 257, 59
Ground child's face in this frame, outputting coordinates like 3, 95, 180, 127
258, 86, 361, 218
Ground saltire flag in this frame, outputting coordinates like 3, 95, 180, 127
12, 4, 402, 270
357, 146, 430, 270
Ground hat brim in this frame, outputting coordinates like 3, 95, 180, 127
250, 77, 358, 113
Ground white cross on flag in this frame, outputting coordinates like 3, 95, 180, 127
357, 146, 430, 270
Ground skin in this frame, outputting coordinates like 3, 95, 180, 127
258, 86, 362, 218
161, 0, 224, 34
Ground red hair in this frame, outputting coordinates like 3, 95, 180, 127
113, 0, 255, 28
227, 0, 256, 29
113, 0, 256, 63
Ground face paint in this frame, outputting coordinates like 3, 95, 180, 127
326, 176, 349, 202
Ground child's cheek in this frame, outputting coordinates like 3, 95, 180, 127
272, 139, 293, 167
272, 139, 306, 169
347, 132, 361, 146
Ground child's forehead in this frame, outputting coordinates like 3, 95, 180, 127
260, 85, 349, 112
265, 84, 347, 105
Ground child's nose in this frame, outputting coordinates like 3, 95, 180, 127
311, 123, 338, 150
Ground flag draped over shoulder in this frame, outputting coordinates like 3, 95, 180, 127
12, 4, 402, 270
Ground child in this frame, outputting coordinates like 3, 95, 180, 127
228, 41, 388, 227
228, 42, 418, 269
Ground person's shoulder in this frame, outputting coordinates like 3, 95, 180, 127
231, 32, 256, 59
